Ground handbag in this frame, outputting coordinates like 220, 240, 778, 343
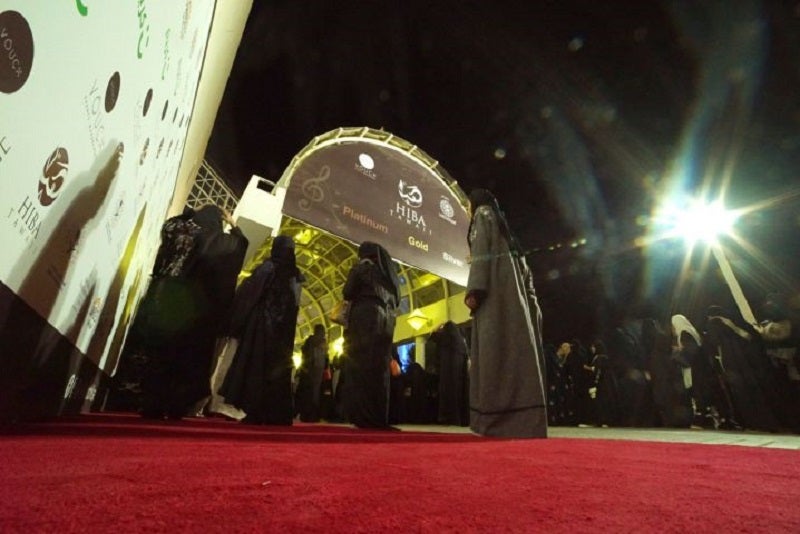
330, 300, 351, 327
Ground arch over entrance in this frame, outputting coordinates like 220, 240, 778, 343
235, 127, 472, 351
280, 127, 471, 285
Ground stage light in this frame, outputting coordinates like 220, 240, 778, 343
331, 336, 344, 356
653, 194, 756, 326
292, 351, 302, 369
656, 197, 739, 245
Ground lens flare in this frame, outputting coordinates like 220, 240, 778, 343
655, 197, 739, 245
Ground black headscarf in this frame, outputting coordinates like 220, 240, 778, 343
271, 235, 301, 279
192, 204, 224, 233
468, 188, 521, 253
358, 241, 401, 302
179, 206, 195, 220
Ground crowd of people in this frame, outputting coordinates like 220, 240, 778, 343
113, 190, 797, 438
111, 188, 549, 438
127, 204, 248, 420
544, 301, 800, 433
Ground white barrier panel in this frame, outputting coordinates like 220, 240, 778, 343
0, 2, 216, 370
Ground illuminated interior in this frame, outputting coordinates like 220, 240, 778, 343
240, 215, 469, 355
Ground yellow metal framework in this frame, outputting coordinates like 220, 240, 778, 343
190, 150, 468, 353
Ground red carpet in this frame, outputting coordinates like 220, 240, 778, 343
1, 414, 798, 532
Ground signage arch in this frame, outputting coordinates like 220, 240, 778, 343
277, 127, 471, 286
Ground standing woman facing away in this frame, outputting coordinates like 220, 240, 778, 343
464, 189, 548, 438
342, 241, 401, 429
220, 235, 303, 425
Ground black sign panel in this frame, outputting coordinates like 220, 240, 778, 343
282, 137, 470, 285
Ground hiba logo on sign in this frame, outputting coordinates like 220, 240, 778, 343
391, 179, 428, 232
355, 153, 377, 179
39, 147, 69, 207
0, 10, 34, 94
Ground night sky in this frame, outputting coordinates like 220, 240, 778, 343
206, 0, 800, 342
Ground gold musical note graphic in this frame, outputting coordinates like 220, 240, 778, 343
298, 165, 330, 211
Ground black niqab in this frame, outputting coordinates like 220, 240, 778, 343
271, 235, 301, 279
468, 188, 520, 253
358, 241, 400, 302
193, 205, 224, 233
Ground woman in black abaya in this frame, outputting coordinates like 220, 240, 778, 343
465, 188, 547, 438
220, 236, 303, 425
342, 242, 400, 429
138, 204, 246, 419
436, 321, 470, 426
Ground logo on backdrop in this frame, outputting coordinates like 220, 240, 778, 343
39, 147, 69, 206
143, 88, 153, 116
299, 165, 329, 211
355, 152, 377, 180
84, 73, 119, 154
7, 195, 42, 243
162, 28, 171, 80
391, 179, 428, 233
438, 195, 457, 225
137, 0, 151, 59
105, 71, 121, 112
0, 10, 35, 94
398, 180, 422, 208
139, 138, 149, 165
0, 135, 10, 164
75, 1, 89, 16
181, 1, 194, 38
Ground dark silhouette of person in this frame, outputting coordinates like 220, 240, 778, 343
703, 305, 780, 432
607, 318, 658, 427
464, 189, 547, 438
220, 235, 303, 425
138, 205, 247, 419
434, 321, 470, 426
296, 324, 328, 422
341, 241, 400, 429
588, 339, 619, 427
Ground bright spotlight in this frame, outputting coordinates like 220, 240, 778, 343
651, 194, 757, 328
656, 197, 738, 245
331, 336, 344, 356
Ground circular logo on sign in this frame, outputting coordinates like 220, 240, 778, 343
0, 11, 34, 94
105, 71, 121, 112
439, 196, 455, 219
39, 147, 69, 206
358, 153, 375, 170
143, 88, 153, 116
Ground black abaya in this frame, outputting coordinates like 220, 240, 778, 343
220, 237, 301, 425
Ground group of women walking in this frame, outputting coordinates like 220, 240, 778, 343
137, 188, 548, 439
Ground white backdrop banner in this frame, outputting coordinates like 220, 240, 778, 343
0, 1, 216, 371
